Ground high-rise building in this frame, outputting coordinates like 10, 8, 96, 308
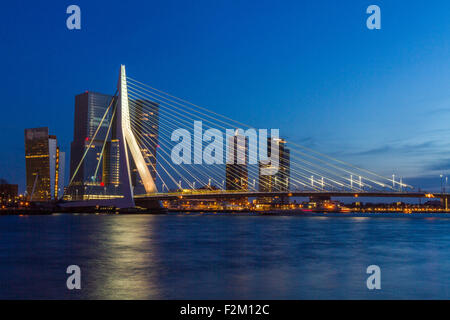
68, 91, 160, 199
25, 127, 65, 201
49, 135, 57, 199
102, 140, 120, 186
129, 99, 159, 194
226, 133, 248, 191
259, 138, 290, 193
57, 149, 65, 199
69, 91, 116, 199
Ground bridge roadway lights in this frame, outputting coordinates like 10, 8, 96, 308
139, 191, 441, 203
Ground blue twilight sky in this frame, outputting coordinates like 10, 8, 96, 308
0, 0, 449, 192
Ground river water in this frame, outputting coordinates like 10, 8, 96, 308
1, 213, 450, 299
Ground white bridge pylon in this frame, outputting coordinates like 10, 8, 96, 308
117, 65, 157, 206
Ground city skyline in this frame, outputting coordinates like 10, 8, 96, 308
2, 1, 450, 303
1, 1, 450, 192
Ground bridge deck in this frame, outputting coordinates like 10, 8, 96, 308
134, 191, 444, 201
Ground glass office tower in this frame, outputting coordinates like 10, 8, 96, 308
68, 91, 160, 199
129, 98, 159, 194
69, 91, 115, 199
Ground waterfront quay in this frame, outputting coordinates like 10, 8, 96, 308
1, 191, 448, 215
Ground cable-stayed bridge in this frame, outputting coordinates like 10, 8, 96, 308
61, 65, 439, 210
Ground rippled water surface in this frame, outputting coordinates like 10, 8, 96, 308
1, 213, 450, 299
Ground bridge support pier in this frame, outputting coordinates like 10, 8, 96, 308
442, 196, 449, 211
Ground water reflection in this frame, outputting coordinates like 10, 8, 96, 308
84, 216, 163, 299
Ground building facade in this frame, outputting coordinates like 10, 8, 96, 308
0, 180, 18, 201
25, 127, 65, 201
259, 138, 290, 193
129, 99, 159, 194
69, 91, 116, 199
225, 133, 248, 191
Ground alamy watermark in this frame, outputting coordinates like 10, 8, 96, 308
171, 121, 281, 176
366, 265, 381, 290
366, 5, 381, 30
66, 265, 81, 290
66, 5, 81, 30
